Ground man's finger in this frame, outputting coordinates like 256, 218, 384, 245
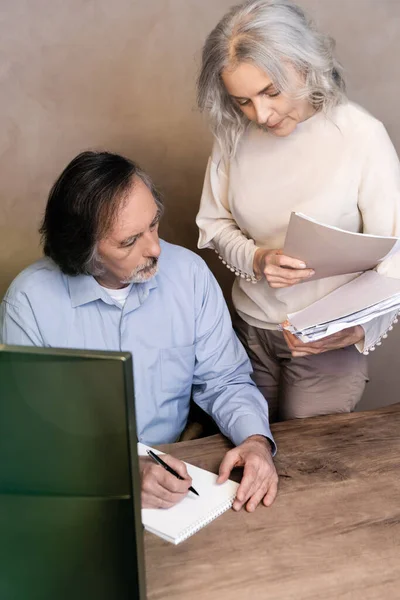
157, 468, 192, 494
245, 481, 270, 512
142, 489, 186, 509
262, 478, 279, 508
141, 479, 189, 509
154, 481, 189, 504
142, 492, 176, 509
217, 449, 239, 484
142, 470, 189, 497
161, 454, 191, 480
235, 472, 260, 509
232, 462, 259, 510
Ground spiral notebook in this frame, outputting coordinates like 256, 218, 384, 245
138, 443, 239, 545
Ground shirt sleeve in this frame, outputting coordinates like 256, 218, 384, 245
356, 120, 400, 354
196, 142, 259, 282
0, 298, 44, 346
191, 259, 276, 453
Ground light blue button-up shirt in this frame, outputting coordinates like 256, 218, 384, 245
0, 241, 273, 448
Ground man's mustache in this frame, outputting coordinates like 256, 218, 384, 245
137, 257, 158, 272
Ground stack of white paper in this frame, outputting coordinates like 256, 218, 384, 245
282, 271, 400, 342
281, 212, 400, 342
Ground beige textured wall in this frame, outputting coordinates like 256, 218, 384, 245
1, 0, 399, 409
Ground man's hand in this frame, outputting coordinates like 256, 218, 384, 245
217, 435, 278, 512
253, 248, 314, 288
140, 454, 192, 509
283, 325, 365, 357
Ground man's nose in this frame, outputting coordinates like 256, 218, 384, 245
144, 230, 161, 258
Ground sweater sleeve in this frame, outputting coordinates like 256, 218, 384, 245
196, 142, 259, 283
356, 120, 400, 354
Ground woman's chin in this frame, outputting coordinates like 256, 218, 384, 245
268, 120, 297, 137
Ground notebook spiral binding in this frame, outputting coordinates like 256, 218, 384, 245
177, 496, 236, 544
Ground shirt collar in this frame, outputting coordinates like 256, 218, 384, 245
68, 273, 105, 308
67, 272, 159, 308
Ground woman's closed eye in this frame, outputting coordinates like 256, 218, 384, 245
236, 89, 281, 107
266, 90, 281, 98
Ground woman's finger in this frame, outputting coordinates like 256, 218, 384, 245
273, 253, 311, 271
268, 278, 304, 288
264, 265, 314, 282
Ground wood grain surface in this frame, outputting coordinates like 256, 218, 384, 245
145, 404, 400, 600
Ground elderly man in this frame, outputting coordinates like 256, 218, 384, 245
0, 151, 277, 511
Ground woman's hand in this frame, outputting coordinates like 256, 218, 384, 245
283, 326, 365, 357
254, 248, 314, 288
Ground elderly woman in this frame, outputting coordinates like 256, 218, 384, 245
196, 0, 400, 422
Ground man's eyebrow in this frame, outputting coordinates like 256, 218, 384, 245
120, 233, 139, 247
230, 83, 274, 100
150, 208, 162, 227
119, 208, 161, 247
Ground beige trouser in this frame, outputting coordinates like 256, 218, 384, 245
234, 314, 369, 423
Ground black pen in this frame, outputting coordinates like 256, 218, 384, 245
147, 450, 199, 496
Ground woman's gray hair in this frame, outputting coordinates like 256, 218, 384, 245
197, 0, 346, 157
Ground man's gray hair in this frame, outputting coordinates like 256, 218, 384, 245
197, 0, 346, 157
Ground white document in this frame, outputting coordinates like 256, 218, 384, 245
283, 212, 399, 281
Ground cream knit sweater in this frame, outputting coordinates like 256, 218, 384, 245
196, 102, 400, 354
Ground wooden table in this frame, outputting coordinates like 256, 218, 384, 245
145, 404, 400, 600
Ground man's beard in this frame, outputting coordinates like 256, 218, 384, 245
121, 257, 159, 284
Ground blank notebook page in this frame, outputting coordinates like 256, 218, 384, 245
138, 442, 239, 545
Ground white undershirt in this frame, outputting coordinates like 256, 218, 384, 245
99, 283, 132, 307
